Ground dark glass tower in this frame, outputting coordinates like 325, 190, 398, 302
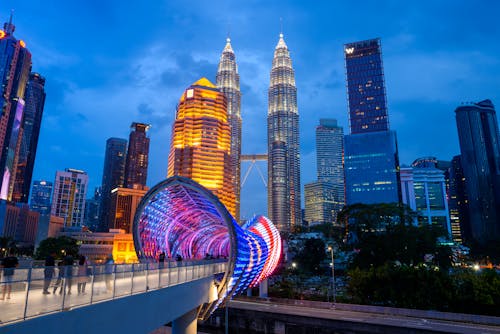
455, 100, 500, 245
12, 73, 46, 203
0, 16, 32, 201
99, 138, 127, 231
267, 33, 301, 233
343, 38, 400, 205
124, 122, 150, 190
449, 155, 469, 244
216, 38, 242, 222
29, 180, 52, 215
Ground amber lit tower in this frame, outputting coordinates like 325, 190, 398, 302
216, 37, 242, 222
267, 33, 301, 233
167, 78, 236, 216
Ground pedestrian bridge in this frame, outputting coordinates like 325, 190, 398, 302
1, 260, 226, 333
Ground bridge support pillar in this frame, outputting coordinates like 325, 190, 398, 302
172, 308, 198, 334
259, 279, 268, 298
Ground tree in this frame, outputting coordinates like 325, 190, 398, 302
34, 236, 80, 260
0, 236, 15, 257
295, 238, 326, 274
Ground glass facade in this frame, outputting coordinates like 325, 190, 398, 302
448, 155, 468, 244
344, 38, 400, 206
99, 137, 127, 231
344, 38, 388, 134
216, 38, 242, 222
167, 78, 236, 217
267, 34, 301, 233
344, 131, 400, 205
0, 18, 32, 201
455, 100, 500, 244
29, 180, 52, 215
12, 73, 46, 203
400, 164, 451, 235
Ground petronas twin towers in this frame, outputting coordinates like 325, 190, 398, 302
215, 34, 300, 233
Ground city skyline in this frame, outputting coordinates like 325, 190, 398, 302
1, 2, 499, 218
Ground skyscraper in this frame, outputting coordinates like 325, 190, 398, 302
343, 38, 400, 205
304, 181, 336, 225
455, 100, 500, 245
124, 122, 150, 190
449, 155, 468, 244
216, 37, 242, 222
51, 168, 88, 229
12, 73, 46, 203
167, 78, 236, 217
267, 33, 301, 233
316, 119, 345, 217
99, 138, 127, 231
0, 16, 32, 201
84, 187, 101, 232
30, 180, 52, 215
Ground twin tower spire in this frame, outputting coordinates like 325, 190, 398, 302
169, 34, 299, 233
215, 34, 300, 233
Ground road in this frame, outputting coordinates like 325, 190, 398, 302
229, 299, 500, 334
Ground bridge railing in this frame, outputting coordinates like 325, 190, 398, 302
0, 259, 227, 325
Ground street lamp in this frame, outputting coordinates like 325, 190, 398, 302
327, 246, 336, 304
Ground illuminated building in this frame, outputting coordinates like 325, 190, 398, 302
455, 100, 500, 245
0, 200, 39, 246
133, 176, 281, 319
216, 37, 242, 222
304, 181, 337, 225
316, 119, 345, 220
12, 73, 46, 203
343, 38, 400, 205
167, 78, 236, 217
109, 186, 147, 233
267, 33, 301, 233
124, 123, 150, 190
449, 155, 468, 244
99, 138, 127, 231
112, 232, 138, 264
50, 168, 88, 228
400, 158, 451, 235
30, 180, 52, 215
0, 15, 32, 201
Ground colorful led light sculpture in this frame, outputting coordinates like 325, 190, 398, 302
133, 176, 281, 319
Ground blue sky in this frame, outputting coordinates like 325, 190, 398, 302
1, 1, 499, 220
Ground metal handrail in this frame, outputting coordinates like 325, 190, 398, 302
0, 259, 227, 325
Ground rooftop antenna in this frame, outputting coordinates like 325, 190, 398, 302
227, 21, 231, 43
280, 17, 283, 37
4, 9, 15, 34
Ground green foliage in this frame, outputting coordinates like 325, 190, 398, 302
34, 236, 80, 260
295, 238, 326, 275
347, 266, 500, 316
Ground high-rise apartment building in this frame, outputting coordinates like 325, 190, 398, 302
51, 168, 88, 229
167, 78, 236, 217
400, 158, 451, 235
316, 119, 345, 218
267, 33, 301, 233
99, 138, 127, 231
0, 16, 32, 201
343, 38, 400, 205
29, 180, 52, 215
455, 100, 500, 245
12, 73, 46, 203
304, 181, 336, 225
216, 38, 242, 222
124, 123, 150, 190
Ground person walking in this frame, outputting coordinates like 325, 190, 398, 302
77, 255, 88, 295
53, 260, 65, 294
104, 254, 114, 293
63, 255, 74, 295
1, 250, 18, 300
158, 251, 166, 269
43, 251, 56, 294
